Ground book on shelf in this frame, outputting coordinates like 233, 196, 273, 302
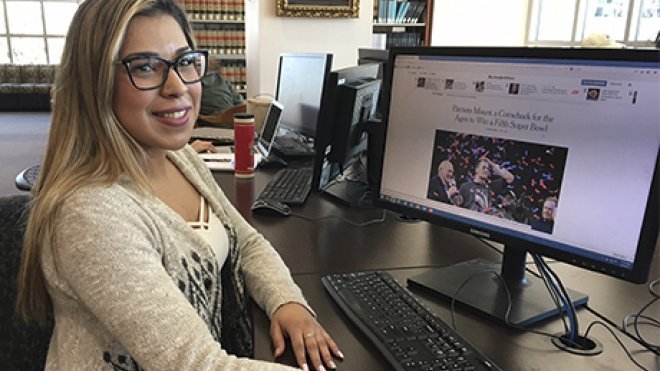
387, 32, 422, 47
219, 62, 246, 90
395, 1, 410, 23
179, 0, 244, 22
374, 0, 427, 24
192, 23, 245, 55
372, 31, 422, 48
372, 33, 387, 49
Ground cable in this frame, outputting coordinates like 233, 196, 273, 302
586, 304, 660, 357
532, 254, 576, 341
480, 235, 659, 355
472, 236, 657, 368
631, 297, 659, 351
527, 256, 653, 370
623, 314, 660, 328
472, 237, 569, 332
291, 208, 387, 227
447, 269, 563, 340
649, 278, 660, 298
533, 254, 580, 343
466, 234, 658, 362
581, 321, 651, 371
531, 254, 570, 335
473, 237, 553, 277
449, 270, 502, 330
622, 294, 660, 353
606, 278, 660, 355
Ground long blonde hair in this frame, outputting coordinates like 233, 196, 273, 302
16, 0, 196, 324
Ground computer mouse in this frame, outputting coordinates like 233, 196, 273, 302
251, 199, 292, 217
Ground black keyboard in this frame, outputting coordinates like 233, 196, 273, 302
322, 271, 502, 371
272, 135, 315, 158
256, 168, 313, 205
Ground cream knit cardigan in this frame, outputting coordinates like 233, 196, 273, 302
40, 146, 308, 370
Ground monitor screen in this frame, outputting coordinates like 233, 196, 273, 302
275, 52, 333, 137
376, 47, 659, 325
258, 100, 283, 155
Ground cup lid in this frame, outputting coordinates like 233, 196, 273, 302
234, 113, 255, 120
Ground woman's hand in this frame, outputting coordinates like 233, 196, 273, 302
271, 303, 344, 371
190, 140, 217, 153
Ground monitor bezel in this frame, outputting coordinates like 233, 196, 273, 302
257, 99, 284, 156
274, 52, 333, 138
375, 46, 659, 284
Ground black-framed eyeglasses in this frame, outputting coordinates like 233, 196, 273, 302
117, 50, 208, 90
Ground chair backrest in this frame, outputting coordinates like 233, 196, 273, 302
15, 164, 41, 192
0, 195, 52, 370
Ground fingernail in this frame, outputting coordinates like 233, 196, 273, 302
337, 350, 345, 359
328, 360, 337, 369
302, 364, 309, 371
317, 366, 326, 371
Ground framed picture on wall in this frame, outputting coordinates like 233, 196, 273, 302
276, 0, 359, 18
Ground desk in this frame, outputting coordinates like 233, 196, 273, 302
214, 170, 659, 371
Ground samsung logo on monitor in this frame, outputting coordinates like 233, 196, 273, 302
470, 228, 490, 239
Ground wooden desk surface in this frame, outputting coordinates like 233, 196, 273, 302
214, 170, 504, 274
214, 170, 659, 371
252, 267, 658, 371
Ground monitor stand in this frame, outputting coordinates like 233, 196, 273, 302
322, 179, 373, 208
407, 244, 588, 327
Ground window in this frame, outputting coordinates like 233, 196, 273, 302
0, 0, 83, 64
527, 0, 660, 47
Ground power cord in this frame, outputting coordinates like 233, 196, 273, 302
580, 321, 651, 371
623, 294, 659, 354
473, 237, 570, 333
532, 254, 580, 343
581, 280, 659, 358
447, 269, 565, 340
468, 237, 654, 369
290, 208, 387, 227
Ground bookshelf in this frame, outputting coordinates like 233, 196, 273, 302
179, 0, 247, 94
372, 0, 433, 48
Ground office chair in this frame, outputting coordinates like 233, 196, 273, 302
15, 164, 40, 192
0, 195, 52, 370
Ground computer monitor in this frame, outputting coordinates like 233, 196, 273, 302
275, 52, 333, 138
358, 48, 389, 117
358, 48, 389, 78
256, 100, 283, 157
312, 64, 382, 207
376, 47, 659, 328
328, 79, 381, 170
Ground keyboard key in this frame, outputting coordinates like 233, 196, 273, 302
255, 168, 312, 206
273, 136, 315, 158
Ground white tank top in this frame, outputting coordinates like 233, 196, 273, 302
188, 196, 228, 266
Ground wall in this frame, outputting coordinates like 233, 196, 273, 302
245, 0, 373, 97
430, 0, 529, 46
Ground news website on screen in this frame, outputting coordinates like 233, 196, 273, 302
380, 54, 659, 268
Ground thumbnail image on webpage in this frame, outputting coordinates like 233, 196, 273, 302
426, 130, 569, 235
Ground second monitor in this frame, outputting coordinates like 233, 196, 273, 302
273, 52, 333, 159
312, 63, 383, 207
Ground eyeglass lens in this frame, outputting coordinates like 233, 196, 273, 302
126, 51, 207, 90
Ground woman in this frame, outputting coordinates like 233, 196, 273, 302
16, 1, 342, 370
